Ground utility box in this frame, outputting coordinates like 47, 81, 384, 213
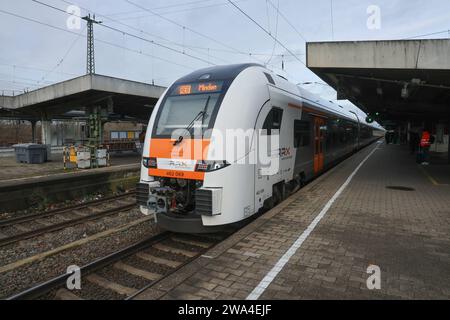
12, 144, 47, 164
77, 159, 91, 169
97, 158, 107, 167
97, 148, 108, 167
76, 149, 91, 169
97, 149, 107, 158
77, 151, 90, 161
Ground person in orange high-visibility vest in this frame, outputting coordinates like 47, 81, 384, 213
419, 130, 431, 165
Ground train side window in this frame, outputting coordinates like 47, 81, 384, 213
262, 107, 283, 135
294, 120, 310, 147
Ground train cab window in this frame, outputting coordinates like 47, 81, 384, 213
294, 120, 310, 147
262, 107, 283, 135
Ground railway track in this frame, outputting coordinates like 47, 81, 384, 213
0, 192, 136, 247
7, 231, 227, 300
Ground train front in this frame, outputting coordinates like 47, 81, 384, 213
137, 65, 251, 233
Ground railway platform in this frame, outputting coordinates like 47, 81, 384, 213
0, 152, 140, 182
133, 142, 450, 300
0, 153, 141, 212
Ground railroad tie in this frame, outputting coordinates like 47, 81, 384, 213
12, 224, 31, 232
136, 252, 181, 268
153, 243, 198, 258
170, 236, 213, 248
86, 274, 136, 296
113, 261, 161, 281
55, 288, 83, 300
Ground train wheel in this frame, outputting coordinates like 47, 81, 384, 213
273, 183, 284, 205
299, 173, 306, 187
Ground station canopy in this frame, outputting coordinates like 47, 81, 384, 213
0, 74, 166, 122
306, 39, 450, 122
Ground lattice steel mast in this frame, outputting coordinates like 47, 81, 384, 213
82, 14, 102, 75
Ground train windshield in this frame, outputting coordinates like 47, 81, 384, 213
154, 81, 224, 137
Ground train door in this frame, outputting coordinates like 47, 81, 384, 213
254, 105, 283, 212
313, 117, 325, 174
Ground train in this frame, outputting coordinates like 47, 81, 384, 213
137, 63, 384, 233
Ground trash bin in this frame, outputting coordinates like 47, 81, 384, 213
12, 143, 47, 164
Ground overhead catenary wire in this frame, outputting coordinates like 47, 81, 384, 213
226, 0, 306, 67
124, 0, 249, 56
110, 0, 250, 21
266, 0, 307, 42
330, 0, 334, 40
31, 0, 216, 66
403, 29, 450, 40
0, 8, 196, 84
106, 0, 228, 18
6, 1, 301, 86
122, 0, 287, 70
265, 0, 279, 65
0, 72, 53, 85
265, 0, 271, 34
0, 62, 79, 77
56, 0, 303, 64
56, 0, 231, 65
120, 0, 296, 75
38, 26, 85, 84
0, 7, 194, 71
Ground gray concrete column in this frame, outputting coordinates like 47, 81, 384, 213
448, 122, 450, 164
41, 119, 52, 145
41, 117, 53, 160
30, 120, 37, 143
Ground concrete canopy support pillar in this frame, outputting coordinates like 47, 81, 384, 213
41, 119, 52, 145
41, 117, 52, 160
448, 122, 450, 164
30, 120, 37, 143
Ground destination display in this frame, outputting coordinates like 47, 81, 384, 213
173, 81, 223, 95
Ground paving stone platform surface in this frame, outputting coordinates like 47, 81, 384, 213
135, 142, 450, 300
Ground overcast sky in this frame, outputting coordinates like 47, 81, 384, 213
1, 0, 449, 96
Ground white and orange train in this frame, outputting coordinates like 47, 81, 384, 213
137, 64, 384, 233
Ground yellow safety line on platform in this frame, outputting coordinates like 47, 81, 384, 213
418, 166, 448, 186
0, 216, 153, 274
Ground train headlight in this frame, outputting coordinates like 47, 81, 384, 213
195, 160, 230, 172
142, 157, 157, 168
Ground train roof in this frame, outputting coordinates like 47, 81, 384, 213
174, 63, 384, 130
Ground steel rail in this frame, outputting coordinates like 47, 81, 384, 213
0, 191, 136, 227
6, 232, 171, 300
0, 202, 137, 247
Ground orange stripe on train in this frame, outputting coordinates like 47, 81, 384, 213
149, 138, 210, 181
149, 138, 210, 159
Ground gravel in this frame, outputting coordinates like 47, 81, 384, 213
144, 247, 187, 263
71, 281, 126, 300
95, 267, 149, 290
0, 190, 133, 220
0, 213, 159, 298
164, 238, 206, 252
0, 204, 141, 266
122, 255, 174, 275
